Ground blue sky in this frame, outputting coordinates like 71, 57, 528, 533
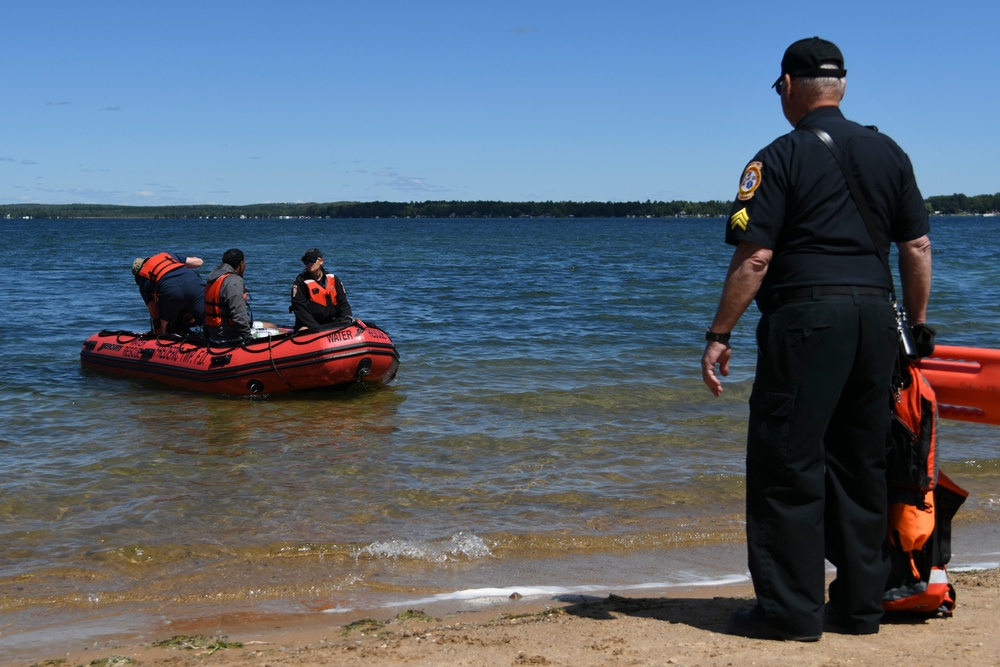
3, 1, 997, 206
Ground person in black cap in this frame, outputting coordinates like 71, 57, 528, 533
700, 37, 932, 640
204, 248, 254, 344
289, 248, 353, 331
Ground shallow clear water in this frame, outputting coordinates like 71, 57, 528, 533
0, 216, 998, 653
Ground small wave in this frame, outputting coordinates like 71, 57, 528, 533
355, 531, 493, 563
321, 574, 752, 614
408, 574, 752, 606
952, 562, 1000, 572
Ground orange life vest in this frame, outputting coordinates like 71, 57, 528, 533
883, 362, 968, 617
304, 274, 339, 308
137, 252, 185, 288
204, 273, 237, 328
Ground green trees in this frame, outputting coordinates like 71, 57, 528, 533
0, 200, 734, 219
2, 194, 997, 219
925, 193, 1000, 215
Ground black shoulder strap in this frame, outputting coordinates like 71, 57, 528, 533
800, 125, 897, 301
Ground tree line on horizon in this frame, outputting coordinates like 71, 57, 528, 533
1, 193, 998, 220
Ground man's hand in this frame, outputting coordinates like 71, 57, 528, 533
702, 341, 732, 397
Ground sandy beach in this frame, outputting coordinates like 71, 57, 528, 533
12, 568, 997, 667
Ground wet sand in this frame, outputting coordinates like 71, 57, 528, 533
11, 568, 999, 667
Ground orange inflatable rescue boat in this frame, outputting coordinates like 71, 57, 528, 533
918, 345, 1000, 425
80, 319, 399, 396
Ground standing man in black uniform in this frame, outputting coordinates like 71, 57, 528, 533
700, 37, 932, 641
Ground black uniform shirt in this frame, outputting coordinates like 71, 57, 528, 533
725, 106, 929, 301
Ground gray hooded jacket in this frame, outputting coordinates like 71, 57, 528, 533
205, 263, 253, 343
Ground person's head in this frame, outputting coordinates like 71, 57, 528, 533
131, 257, 145, 276
301, 248, 325, 278
772, 37, 847, 125
223, 248, 246, 275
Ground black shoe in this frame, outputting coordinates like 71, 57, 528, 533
823, 608, 879, 635
727, 608, 821, 642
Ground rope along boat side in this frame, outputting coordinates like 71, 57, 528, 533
80, 319, 399, 395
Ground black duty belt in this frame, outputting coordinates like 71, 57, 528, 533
772, 285, 889, 303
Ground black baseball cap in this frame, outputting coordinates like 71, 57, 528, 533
301, 248, 324, 264
772, 37, 846, 89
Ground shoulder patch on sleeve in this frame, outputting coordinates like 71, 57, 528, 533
730, 207, 750, 232
737, 161, 763, 201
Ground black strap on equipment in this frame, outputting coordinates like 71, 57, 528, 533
799, 124, 898, 302
802, 125, 926, 370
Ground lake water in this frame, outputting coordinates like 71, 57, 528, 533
1, 216, 998, 657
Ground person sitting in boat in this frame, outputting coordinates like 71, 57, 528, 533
131, 252, 206, 335
204, 248, 254, 345
289, 248, 353, 331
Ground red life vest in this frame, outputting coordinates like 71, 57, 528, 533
204, 273, 237, 328
304, 274, 339, 308
138, 252, 185, 289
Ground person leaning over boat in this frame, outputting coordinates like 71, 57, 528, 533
204, 248, 254, 345
700, 37, 932, 641
289, 248, 353, 331
131, 252, 206, 335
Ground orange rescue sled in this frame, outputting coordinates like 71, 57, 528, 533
918, 345, 1000, 425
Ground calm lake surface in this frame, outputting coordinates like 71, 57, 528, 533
1, 216, 998, 656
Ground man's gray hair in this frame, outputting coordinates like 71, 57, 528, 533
795, 62, 846, 100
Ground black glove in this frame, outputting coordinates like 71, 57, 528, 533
910, 323, 936, 358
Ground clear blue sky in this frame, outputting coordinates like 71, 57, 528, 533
3, 1, 997, 206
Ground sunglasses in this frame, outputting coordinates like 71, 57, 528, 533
775, 76, 786, 96
303, 257, 321, 265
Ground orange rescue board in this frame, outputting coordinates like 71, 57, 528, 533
918, 345, 1000, 425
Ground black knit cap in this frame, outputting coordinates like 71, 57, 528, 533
772, 36, 846, 89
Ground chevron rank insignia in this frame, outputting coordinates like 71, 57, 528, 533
730, 207, 749, 232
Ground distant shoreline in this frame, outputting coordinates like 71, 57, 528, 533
1, 195, 998, 220
0, 200, 730, 220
